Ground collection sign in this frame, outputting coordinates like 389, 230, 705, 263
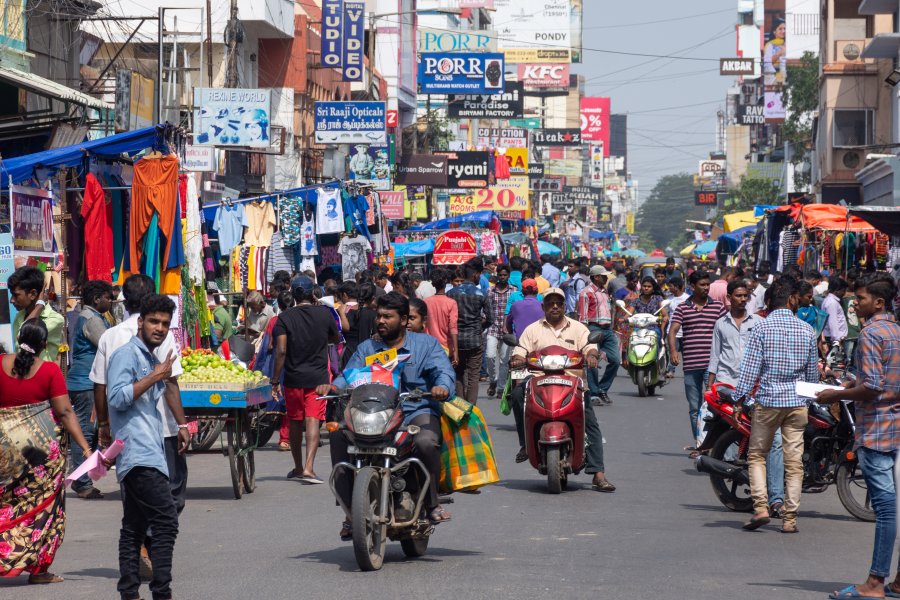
417, 27, 497, 53
314, 101, 386, 144
447, 81, 524, 119
418, 52, 505, 94
532, 128, 582, 146
433, 151, 491, 188
395, 155, 448, 186
475, 127, 526, 148
720, 58, 755, 76
321, 0, 366, 82
194, 88, 272, 147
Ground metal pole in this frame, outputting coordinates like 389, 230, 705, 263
157, 7, 164, 123
367, 12, 376, 99
206, 0, 214, 86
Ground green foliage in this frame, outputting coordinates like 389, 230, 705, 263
727, 175, 781, 212
782, 51, 819, 189
636, 173, 708, 250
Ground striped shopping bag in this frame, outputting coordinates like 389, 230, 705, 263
439, 406, 500, 493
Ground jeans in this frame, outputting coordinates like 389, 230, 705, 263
683, 370, 706, 441
455, 346, 484, 406
330, 412, 441, 511
68, 389, 96, 492
163, 436, 188, 515
510, 379, 527, 448
666, 338, 682, 375
747, 405, 807, 524
766, 429, 784, 506
485, 334, 511, 388
585, 325, 620, 396
857, 447, 897, 578
844, 339, 857, 368
118, 467, 179, 600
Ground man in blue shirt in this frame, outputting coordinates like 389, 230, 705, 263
323, 292, 455, 534
108, 295, 189, 600
541, 254, 561, 287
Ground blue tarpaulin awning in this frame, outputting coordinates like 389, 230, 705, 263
393, 238, 435, 257
537, 240, 561, 255
590, 230, 615, 240
410, 210, 495, 231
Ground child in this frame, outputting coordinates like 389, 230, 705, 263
408, 298, 428, 334
7, 266, 64, 361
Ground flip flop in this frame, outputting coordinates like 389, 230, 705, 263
742, 515, 770, 531
429, 507, 452, 523
300, 476, 324, 485
885, 585, 900, 599
286, 469, 303, 480
829, 585, 884, 599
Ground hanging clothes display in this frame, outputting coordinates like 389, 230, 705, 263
338, 234, 372, 281
213, 202, 247, 255
279, 195, 304, 245
266, 231, 295, 281
81, 172, 114, 282
300, 211, 318, 256
184, 175, 204, 286
124, 153, 181, 277
342, 190, 371, 240
243, 200, 277, 247
316, 187, 344, 234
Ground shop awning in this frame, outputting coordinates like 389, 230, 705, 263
800, 204, 877, 232
1, 126, 160, 185
410, 210, 495, 231
849, 206, 900, 237
680, 243, 696, 257
694, 240, 718, 256
723, 210, 761, 232
590, 230, 615, 240
537, 240, 561, 255
393, 238, 435, 258
0, 64, 111, 112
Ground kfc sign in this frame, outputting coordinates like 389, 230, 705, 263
518, 64, 570, 92
580, 97, 610, 154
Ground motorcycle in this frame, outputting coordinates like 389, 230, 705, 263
502, 331, 602, 494
615, 298, 670, 397
695, 382, 874, 522
326, 384, 437, 571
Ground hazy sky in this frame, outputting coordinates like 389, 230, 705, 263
571, 2, 736, 196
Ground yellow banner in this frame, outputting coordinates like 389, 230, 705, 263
626, 212, 635, 235
505, 148, 529, 176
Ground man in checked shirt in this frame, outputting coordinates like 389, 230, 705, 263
733, 276, 819, 533
819, 274, 900, 600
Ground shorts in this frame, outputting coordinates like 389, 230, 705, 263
284, 387, 325, 421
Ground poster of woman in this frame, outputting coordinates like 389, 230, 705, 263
762, 0, 786, 122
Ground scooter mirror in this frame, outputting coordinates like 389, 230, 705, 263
587, 331, 604, 344
615, 299, 627, 310
502, 333, 519, 347
659, 299, 672, 309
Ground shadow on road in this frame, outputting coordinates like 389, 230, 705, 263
63, 567, 120, 580
494, 479, 595, 494
185, 486, 244, 501
679, 503, 736, 513
292, 545, 481, 572
746, 579, 850, 594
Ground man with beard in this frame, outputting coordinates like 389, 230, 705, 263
324, 292, 455, 538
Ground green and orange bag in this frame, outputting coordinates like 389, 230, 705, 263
439, 400, 500, 493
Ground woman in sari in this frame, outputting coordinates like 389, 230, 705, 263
0, 319, 92, 585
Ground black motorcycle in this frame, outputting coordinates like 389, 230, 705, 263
326, 384, 436, 571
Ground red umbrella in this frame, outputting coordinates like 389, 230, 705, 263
650, 249, 665, 257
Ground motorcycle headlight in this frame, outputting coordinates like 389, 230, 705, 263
349, 408, 393, 436
540, 355, 568, 371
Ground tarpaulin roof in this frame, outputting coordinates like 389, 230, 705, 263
410, 210, 495, 230
754, 205, 779, 217
693, 240, 718, 256
623, 249, 646, 258
1, 126, 160, 185
680, 243, 696, 257
849, 206, 900, 237
723, 210, 761, 232
590, 230, 615, 240
393, 238, 435, 258
800, 204, 877, 232
537, 240, 561, 255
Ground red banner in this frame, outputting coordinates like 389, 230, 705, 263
580, 97, 610, 153
432, 231, 477, 265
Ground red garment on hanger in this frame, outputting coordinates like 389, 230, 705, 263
126, 154, 179, 276
178, 173, 188, 214
494, 151, 511, 179
81, 173, 114, 282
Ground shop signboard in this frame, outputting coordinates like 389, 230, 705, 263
550, 193, 574, 214
532, 128, 582, 146
509, 117, 541, 129
395, 155, 448, 186
738, 104, 765, 125
475, 128, 526, 148
379, 191, 405, 220
589, 142, 604, 187
349, 142, 392, 190
493, 0, 572, 63
11, 186, 54, 256
544, 158, 582, 177
504, 148, 529, 176
481, 177, 530, 216
314, 101, 387, 144
536, 191, 553, 216
449, 193, 477, 216
433, 231, 477, 265
418, 27, 497, 53
527, 163, 545, 179
417, 52, 505, 94
531, 176, 563, 192
518, 64, 570, 94
580, 97, 610, 151
0, 233, 12, 352
184, 145, 217, 172
447, 81, 524, 119
720, 58, 755, 76
321, 0, 344, 68
563, 185, 602, 207
321, 0, 365, 82
433, 151, 491, 188
695, 191, 718, 206
194, 88, 272, 147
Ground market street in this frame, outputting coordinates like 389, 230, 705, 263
1, 372, 874, 600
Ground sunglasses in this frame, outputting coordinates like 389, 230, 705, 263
543, 299, 565, 307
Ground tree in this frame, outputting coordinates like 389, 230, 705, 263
636, 173, 708, 250
726, 175, 781, 213
782, 51, 818, 190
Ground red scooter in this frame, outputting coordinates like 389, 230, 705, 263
503, 332, 600, 494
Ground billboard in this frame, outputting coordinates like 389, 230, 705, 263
695, 191, 718, 206
114, 69, 154, 132
563, 185, 602, 207
580, 97, 610, 153
418, 27, 497, 53
433, 151, 491, 188
349, 143, 392, 191
738, 104, 765, 125
493, 0, 572, 63
518, 64, 570, 94
570, 0, 583, 64
418, 53, 505, 94
532, 129, 582, 146
544, 159, 582, 177
194, 88, 272, 147
762, 0, 786, 122
504, 148, 529, 177
447, 81, 524, 119
314, 101, 387, 144
720, 58, 755, 76
11, 186, 54, 256
395, 155, 449, 186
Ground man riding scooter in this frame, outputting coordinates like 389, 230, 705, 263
508, 287, 616, 492
320, 292, 455, 539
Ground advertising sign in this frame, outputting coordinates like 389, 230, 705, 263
536, 191, 553, 216
0, 233, 12, 352
475, 128, 527, 148
528, 163, 545, 179
738, 104, 765, 125
194, 88, 272, 147
341, 2, 365, 82
532, 129, 582, 147
590, 143, 605, 187
563, 186, 602, 207
447, 81, 524, 119
493, 0, 572, 63
11, 186, 54, 256
379, 191, 405, 220
418, 52, 505, 94
504, 148, 529, 176
433, 231, 477, 265
114, 69, 154, 132
762, 0, 786, 122
550, 193, 574, 214
626, 212, 635, 235
544, 159, 582, 177
720, 58, 755, 76
184, 145, 217, 172
314, 101, 387, 144
395, 155, 448, 186
695, 191, 718, 206
532, 176, 564, 192
518, 64, 570, 93
481, 177, 530, 216
418, 27, 497, 53
321, 0, 343, 69
580, 97, 610, 150
434, 151, 491, 188
699, 160, 726, 180
349, 143, 392, 191
509, 117, 541, 129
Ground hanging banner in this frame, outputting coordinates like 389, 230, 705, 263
447, 81, 524, 119
762, 0, 786, 122
580, 97, 610, 151
417, 52, 505, 94
433, 151, 491, 188
590, 143, 604, 187
532, 129, 582, 146
321, 0, 344, 69
433, 231, 477, 265
11, 186, 54, 256
379, 191, 405, 220
626, 212, 635, 235
349, 143, 392, 190
0, 233, 12, 353
493, 0, 572, 63
193, 88, 272, 147
341, 2, 365, 82
395, 155, 449, 186
314, 101, 387, 144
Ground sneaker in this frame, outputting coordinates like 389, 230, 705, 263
599, 391, 613, 405
487, 383, 497, 398
769, 501, 784, 519
590, 396, 603, 406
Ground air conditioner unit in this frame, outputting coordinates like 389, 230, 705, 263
835, 40, 866, 64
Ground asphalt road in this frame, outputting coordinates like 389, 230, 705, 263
1, 370, 876, 599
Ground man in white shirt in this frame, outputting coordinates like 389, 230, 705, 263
91, 275, 189, 517
665, 277, 690, 379
822, 275, 849, 343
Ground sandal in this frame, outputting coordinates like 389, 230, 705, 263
429, 506, 452, 523
742, 514, 770, 531
278, 442, 291, 451
339, 520, 352, 541
75, 487, 104, 499
592, 479, 616, 493
829, 585, 884, 599
28, 572, 64, 584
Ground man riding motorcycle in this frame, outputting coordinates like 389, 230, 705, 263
508, 287, 616, 492
319, 292, 455, 539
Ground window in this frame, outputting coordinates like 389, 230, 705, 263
833, 109, 874, 148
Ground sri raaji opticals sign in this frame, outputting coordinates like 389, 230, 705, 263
314, 101, 387, 144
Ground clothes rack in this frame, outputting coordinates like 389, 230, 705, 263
201, 180, 342, 210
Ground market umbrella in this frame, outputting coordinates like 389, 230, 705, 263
693, 240, 718, 256
723, 210, 761, 233
623, 249, 646, 258
679, 243, 696, 257
537, 240, 562, 255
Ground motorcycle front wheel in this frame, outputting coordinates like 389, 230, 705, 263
709, 429, 753, 512
546, 446, 563, 494
836, 461, 875, 522
352, 466, 387, 571
637, 369, 648, 397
